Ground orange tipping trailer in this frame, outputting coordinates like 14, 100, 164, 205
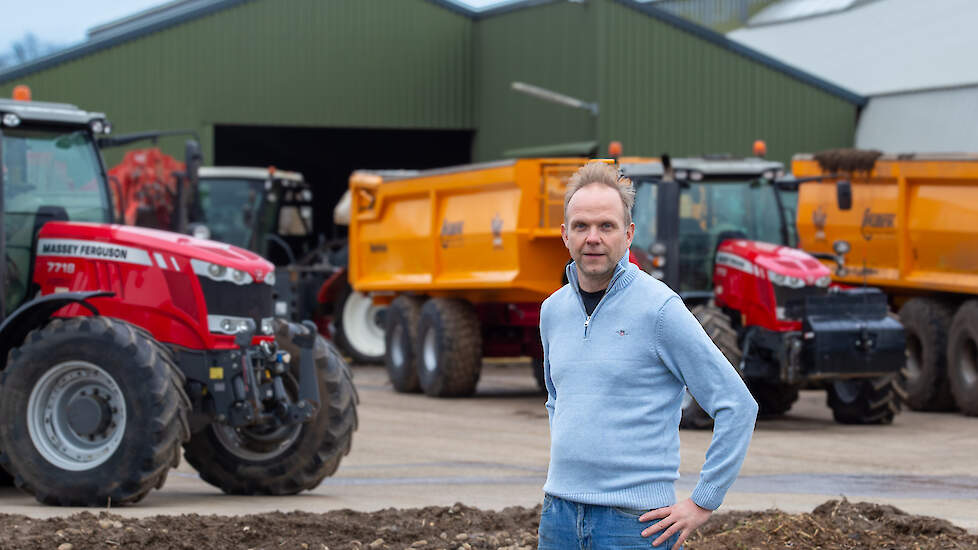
793, 153, 978, 415
348, 158, 598, 397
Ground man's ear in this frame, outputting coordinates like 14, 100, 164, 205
625, 222, 635, 247
560, 223, 569, 247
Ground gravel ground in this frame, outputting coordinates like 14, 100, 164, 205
0, 499, 975, 550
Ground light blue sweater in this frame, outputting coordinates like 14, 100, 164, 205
540, 255, 758, 511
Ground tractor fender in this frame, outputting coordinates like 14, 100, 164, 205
0, 291, 113, 370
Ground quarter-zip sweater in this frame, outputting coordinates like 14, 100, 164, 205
540, 255, 758, 511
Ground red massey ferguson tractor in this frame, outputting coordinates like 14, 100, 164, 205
0, 95, 356, 504
621, 156, 905, 427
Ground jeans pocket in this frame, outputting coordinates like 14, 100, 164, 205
541, 494, 555, 514
611, 505, 650, 519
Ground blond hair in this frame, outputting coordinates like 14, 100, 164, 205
564, 162, 635, 226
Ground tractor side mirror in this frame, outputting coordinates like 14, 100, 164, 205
836, 179, 852, 211
184, 140, 202, 188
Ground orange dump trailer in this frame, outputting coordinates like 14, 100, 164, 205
348, 158, 593, 397
794, 153, 978, 415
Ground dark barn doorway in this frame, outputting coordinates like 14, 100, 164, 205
214, 125, 474, 241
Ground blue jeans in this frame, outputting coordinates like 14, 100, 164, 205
538, 494, 682, 550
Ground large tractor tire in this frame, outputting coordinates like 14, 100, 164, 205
898, 298, 956, 410
0, 317, 189, 506
334, 285, 387, 364
0, 466, 13, 486
682, 305, 743, 430
826, 375, 901, 425
417, 298, 482, 397
947, 300, 978, 416
384, 295, 425, 393
747, 381, 800, 417
183, 321, 358, 494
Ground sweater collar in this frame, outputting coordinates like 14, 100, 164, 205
566, 253, 638, 296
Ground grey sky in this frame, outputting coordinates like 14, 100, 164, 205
2, 0, 514, 48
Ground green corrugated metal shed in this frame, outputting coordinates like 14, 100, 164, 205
0, 0, 862, 166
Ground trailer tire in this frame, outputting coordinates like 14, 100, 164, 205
748, 381, 800, 417
184, 321, 358, 494
682, 305, 743, 430
417, 298, 482, 397
0, 317, 188, 506
385, 296, 425, 393
898, 298, 956, 410
826, 375, 900, 425
335, 285, 386, 364
947, 300, 978, 416
532, 358, 547, 393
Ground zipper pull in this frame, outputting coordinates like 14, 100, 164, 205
584, 315, 590, 337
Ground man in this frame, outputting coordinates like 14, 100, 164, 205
538, 162, 758, 549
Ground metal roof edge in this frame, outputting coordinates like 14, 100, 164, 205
614, 0, 867, 107
426, 0, 565, 20
0, 0, 254, 85
869, 81, 978, 99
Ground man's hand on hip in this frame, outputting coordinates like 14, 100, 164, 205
639, 498, 712, 549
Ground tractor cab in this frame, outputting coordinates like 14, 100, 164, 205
191, 167, 315, 265
0, 98, 114, 314
624, 156, 795, 303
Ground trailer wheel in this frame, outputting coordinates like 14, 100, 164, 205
335, 285, 386, 364
898, 298, 956, 410
682, 305, 743, 430
826, 375, 900, 425
532, 358, 547, 393
747, 381, 800, 417
184, 321, 358, 494
385, 296, 424, 393
0, 317, 189, 506
947, 300, 978, 416
417, 298, 482, 397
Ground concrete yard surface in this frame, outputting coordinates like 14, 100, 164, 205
0, 360, 975, 533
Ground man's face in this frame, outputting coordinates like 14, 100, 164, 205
561, 183, 634, 290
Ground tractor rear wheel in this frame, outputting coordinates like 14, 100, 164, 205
898, 298, 956, 410
0, 317, 189, 506
334, 285, 386, 364
826, 375, 900, 424
384, 296, 425, 393
417, 298, 482, 397
947, 300, 978, 416
748, 381, 800, 417
183, 321, 358, 494
683, 304, 743, 430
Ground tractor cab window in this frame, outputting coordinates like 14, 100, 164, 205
678, 179, 785, 292
2, 127, 110, 313
195, 178, 266, 252
630, 180, 658, 253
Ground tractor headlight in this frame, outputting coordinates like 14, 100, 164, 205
191, 259, 254, 285
815, 275, 832, 288
208, 315, 260, 335
768, 270, 806, 289
2, 113, 20, 127
264, 270, 276, 286
261, 318, 275, 335
90, 119, 104, 134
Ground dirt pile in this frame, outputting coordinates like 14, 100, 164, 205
0, 499, 974, 550
813, 148, 883, 174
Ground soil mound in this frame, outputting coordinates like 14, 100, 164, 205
0, 499, 974, 550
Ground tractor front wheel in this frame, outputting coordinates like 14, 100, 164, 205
183, 321, 358, 494
0, 317, 189, 506
826, 375, 901, 425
